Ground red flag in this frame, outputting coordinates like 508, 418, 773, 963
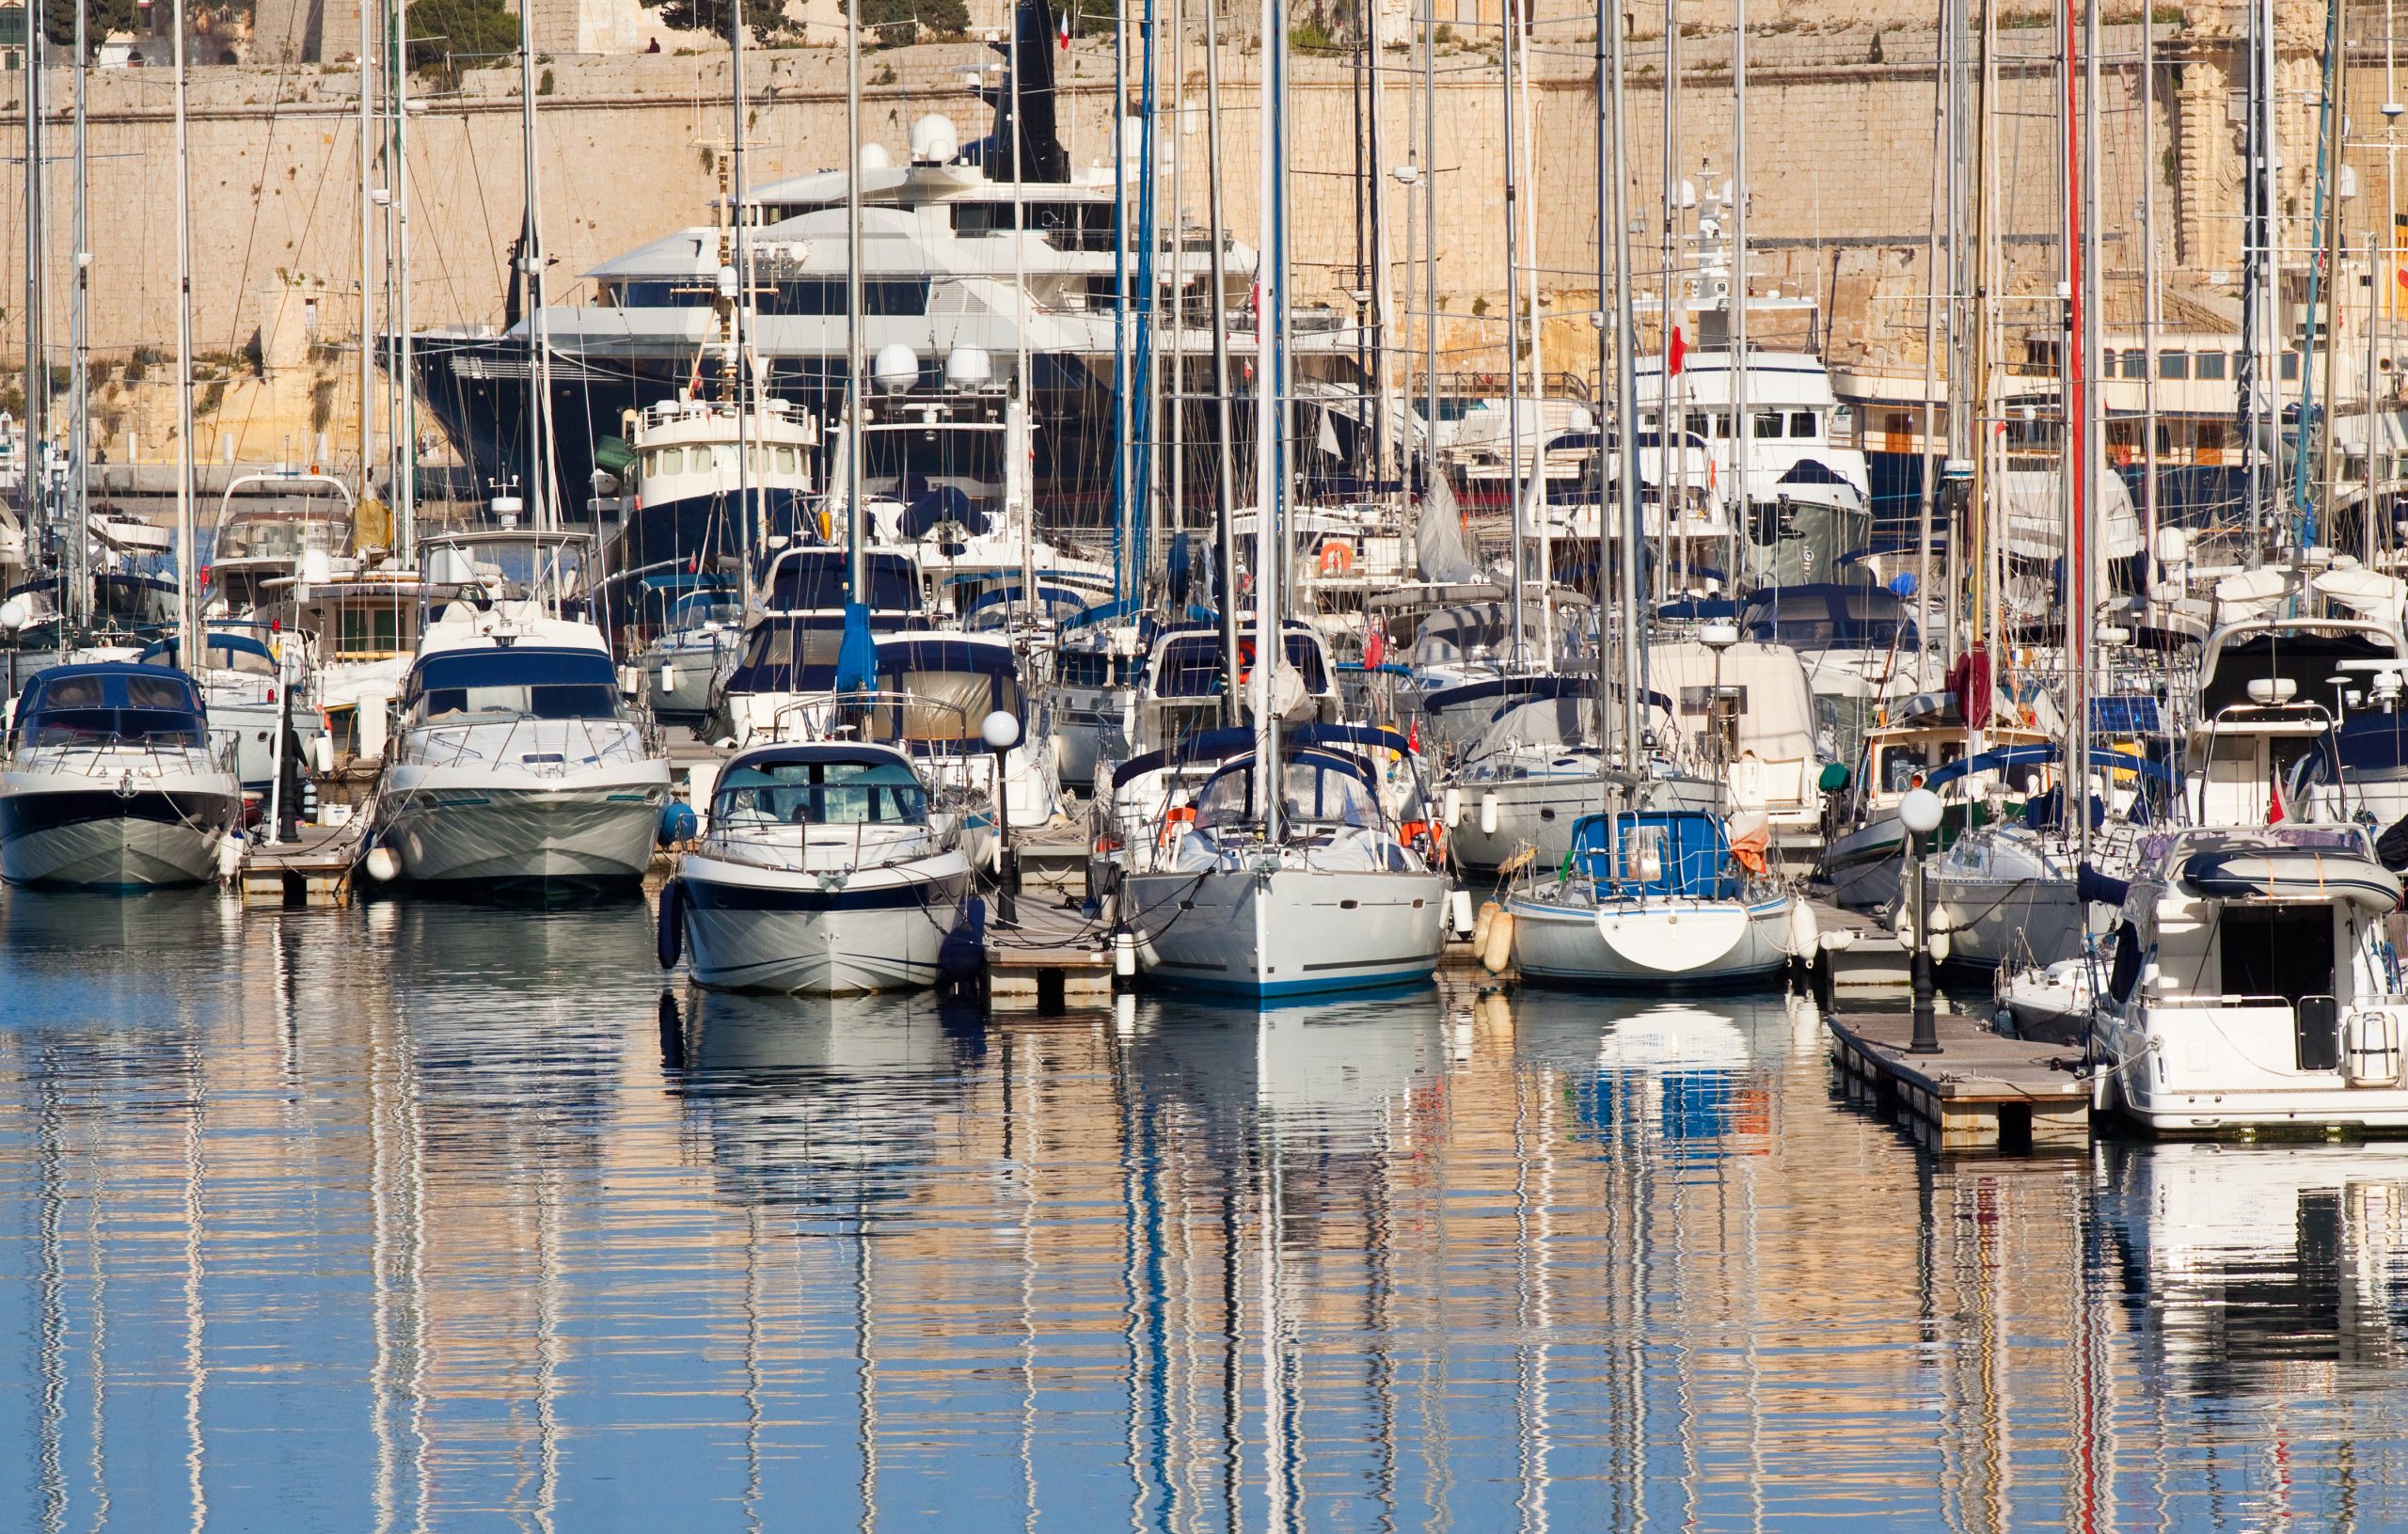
1407, 717, 1420, 754
1362, 627, 1386, 668
1667, 325, 1687, 377
2268, 761, 2287, 824
1057, 8, 1070, 47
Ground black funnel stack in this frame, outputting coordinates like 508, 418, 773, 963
973, 0, 1070, 183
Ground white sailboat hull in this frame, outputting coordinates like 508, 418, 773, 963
1508, 884, 1797, 987
1125, 864, 1448, 999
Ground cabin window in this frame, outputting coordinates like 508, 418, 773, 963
775, 446, 800, 472
1789, 410, 1816, 438
1640, 412, 1658, 430
1877, 744, 1928, 793
2118, 349, 2147, 379
1712, 413, 1732, 439
1752, 411, 1781, 439
1686, 412, 1711, 438
715, 758, 929, 827
655, 448, 684, 474
2106, 923, 2145, 1003
2281, 350, 2302, 381
2194, 350, 2228, 381
2159, 350, 2190, 380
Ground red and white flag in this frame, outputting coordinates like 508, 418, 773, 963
2268, 761, 2288, 824
1057, 8, 1070, 47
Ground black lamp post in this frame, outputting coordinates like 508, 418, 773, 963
1901, 786, 1943, 1054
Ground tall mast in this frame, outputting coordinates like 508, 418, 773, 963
1609, 0, 1642, 767
516, 0, 551, 539
21, 2, 40, 558
1501, 1, 1526, 668
1919, 0, 1942, 666
390, 0, 416, 562
173, 0, 198, 664
730, 0, 754, 610
1251, 0, 1284, 838
1112, 0, 1131, 603
1517, 9, 1548, 670
69, 2, 87, 631
1422, 0, 1437, 519
1732, 0, 1750, 623
1203, 0, 1239, 727
2139, 1, 2159, 573
357, 0, 374, 510
844, 0, 864, 602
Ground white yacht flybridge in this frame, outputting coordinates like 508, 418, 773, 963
411, 0, 1372, 531
1631, 166, 1872, 588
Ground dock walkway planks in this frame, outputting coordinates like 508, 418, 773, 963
986, 898, 1117, 1005
1828, 1009, 2094, 1152
239, 822, 364, 907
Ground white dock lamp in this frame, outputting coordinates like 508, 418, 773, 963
1900, 786, 1945, 1055
982, 709, 1022, 925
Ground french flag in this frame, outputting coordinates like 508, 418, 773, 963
1057, 8, 1070, 47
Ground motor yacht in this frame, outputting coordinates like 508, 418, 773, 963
663, 740, 974, 993
0, 661, 241, 888
366, 590, 670, 898
2092, 824, 2408, 1132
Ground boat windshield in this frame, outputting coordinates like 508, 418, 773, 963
1193, 752, 1380, 832
215, 514, 347, 562
714, 758, 929, 827
21, 708, 207, 749
413, 648, 622, 721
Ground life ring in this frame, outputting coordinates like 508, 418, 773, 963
1157, 804, 1197, 848
657, 877, 686, 969
1318, 540, 1354, 576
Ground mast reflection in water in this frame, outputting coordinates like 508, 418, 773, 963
4, 888, 2408, 1528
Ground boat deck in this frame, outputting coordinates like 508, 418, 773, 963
1828, 1008, 2094, 1153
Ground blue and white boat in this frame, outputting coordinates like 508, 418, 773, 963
1506, 810, 1799, 988
0, 661, 242, 889
664, 740, 974, 994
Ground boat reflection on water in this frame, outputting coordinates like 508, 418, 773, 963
2097, 1141, 2408, 1389
20, 884, 2408, 1528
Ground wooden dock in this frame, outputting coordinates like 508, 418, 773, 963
1828, 1009, 2094, 1153
238, 823, 363, 908
1802, 896, 1915, 994
986, 897, 1118, 1006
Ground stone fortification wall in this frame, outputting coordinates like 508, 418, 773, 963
0, 12, 2370, 460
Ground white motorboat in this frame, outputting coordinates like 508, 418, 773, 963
633, 581, 742, 726
664, 740, 974, 993
709, 546, 927, 746
1122, 741, 1449, 1000
1506, 809, 1799, 988
2093, 825, 2408, 1132
1818, 723, 2050, 910
367, 594, 670, 898
1443, 677, 1707, 873
0, 661, 241, 888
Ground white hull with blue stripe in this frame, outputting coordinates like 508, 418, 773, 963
1125, 862, 1449, 1000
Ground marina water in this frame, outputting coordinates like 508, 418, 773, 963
5, 888, 2408, 1529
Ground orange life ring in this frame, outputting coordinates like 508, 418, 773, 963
1318, 540, 1353, 576
1158, 804, 1197, 848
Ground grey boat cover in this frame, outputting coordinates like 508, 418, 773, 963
1416, 468, 1480, 585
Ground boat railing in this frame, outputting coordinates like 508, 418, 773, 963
397, 714, 650, 773
20, 729, 241, 782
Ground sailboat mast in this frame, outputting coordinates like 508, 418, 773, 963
69, 5, 87, 633
390, 0, 416, 563
1252, 0, 1283, 839
1501, 6, 1526, 668
844, 0, 864, 602
1609, 0, 1641, 764
2139, 3, 2159, 567
1732, 0, 1750, 618
730, 0, 754, 611
1203, 0, 1239, 728
173, 0, 198, 665
357, 0, 374, 513
517, 0, 551, 538
21, 6, 40, 557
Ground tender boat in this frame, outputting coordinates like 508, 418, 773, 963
1506, 810, 1799, 988
664, 740, 974, 993
0, 661, 242, 889
367, 596, 670, 898
1122, 739, 1450, 1000
2092, 825, 2408, 1133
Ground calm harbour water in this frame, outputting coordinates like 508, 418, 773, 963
5, 890, 2408, 1530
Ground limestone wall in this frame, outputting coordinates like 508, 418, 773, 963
0, 16, 2375, 462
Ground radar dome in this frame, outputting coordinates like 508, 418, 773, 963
873, 343, 921, 393
858, 142, 892, 171
910, 115, 959, 165
944, 346, 993, 388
